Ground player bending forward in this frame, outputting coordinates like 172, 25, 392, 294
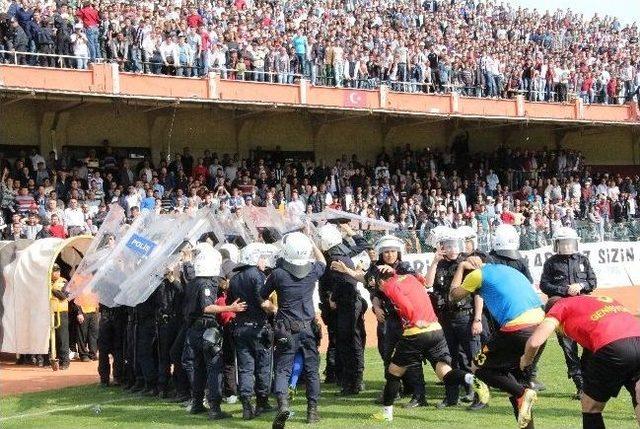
364, 266, 490, 421
521, 295, 640, 429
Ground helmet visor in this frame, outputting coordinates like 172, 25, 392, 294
440, 239, 464, 254
554, 238, 578, 255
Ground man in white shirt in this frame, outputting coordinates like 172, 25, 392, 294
64, 199, 85, 236
286, 190, 305, 217
486, 169, 499, 196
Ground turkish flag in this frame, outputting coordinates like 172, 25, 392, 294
343, 90, 367, 108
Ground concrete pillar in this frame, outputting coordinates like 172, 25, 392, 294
515, 95, 525, 117
208, 72, 219, 99
450, 92, 460, 114
574, 97, 584, 120
379, 84, 389, 109
299, 78, 309, 104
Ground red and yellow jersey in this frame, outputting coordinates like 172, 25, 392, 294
546, 295, 640, 352
380, 274, 440, 335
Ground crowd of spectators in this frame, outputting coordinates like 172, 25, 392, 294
1, 138, 638, 247
0, 0, 639, 103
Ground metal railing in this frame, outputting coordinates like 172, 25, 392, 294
1, 50, 637, 104
361, 220, 640, 254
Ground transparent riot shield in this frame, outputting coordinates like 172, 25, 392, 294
67, 204, 126, 299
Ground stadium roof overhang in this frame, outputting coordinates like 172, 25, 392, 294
2, 85, 638, 132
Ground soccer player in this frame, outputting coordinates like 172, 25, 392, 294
449, 259, 543, 428
367, 265, 490, 422
521, 295, 640, 428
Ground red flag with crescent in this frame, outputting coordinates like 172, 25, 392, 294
343, 90, 367, 108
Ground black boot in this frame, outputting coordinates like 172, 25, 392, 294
255, 395, 275, 415
208, 403, 231, 420
307, 404, 320, 423
241, 398, 255, 420
129, 381, 145, 393
187, 399, 207, 414
277, 396, 289, 413
272, 410, 291, 429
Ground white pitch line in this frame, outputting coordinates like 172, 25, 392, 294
0, 397, 131, 421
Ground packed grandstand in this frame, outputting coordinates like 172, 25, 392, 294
0, 0, 639, 103
2, 2, 640, 429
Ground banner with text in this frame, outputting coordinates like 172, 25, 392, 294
403, 240, 640, 290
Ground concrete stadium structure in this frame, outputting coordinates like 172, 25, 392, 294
1, 63, 639, 168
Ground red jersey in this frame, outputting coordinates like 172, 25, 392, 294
215, 293, 235, 326
380, 274, 438, 330
547, 295, 640, 352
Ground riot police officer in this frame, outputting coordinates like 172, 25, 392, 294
182, 242, 247, 420
97, 303, 125, 387
155, 267, 189, 399
426, 228, 484, 409
488, 224, 533, 282
227, 243, 275, 420
134, 285, 159, 396
540, 226, 597, 399
260, 232, 326, 425
318, 224, 366, 395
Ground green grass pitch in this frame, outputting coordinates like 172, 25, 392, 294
1, 340, 637, 428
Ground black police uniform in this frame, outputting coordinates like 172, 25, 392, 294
540, 252, 597, 392
366, 260, 426, 404
322, 243, 366, 394
97, 304, 126, 386
318, 270, 339, 384
122, 306, 140, 390
181, 275, 227, 418
227, 265, 273, 415
431, 256, 479, 405
260, 259, 326, 419
134, 291, 159, 395
155, 276, 189, 398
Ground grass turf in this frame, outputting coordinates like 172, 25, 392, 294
1, 340, 637, 429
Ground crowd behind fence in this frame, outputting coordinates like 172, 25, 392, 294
362, 220, 640, 254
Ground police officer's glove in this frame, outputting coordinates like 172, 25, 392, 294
259, 324, 274, 348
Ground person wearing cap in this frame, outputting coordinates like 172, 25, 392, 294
50, 263, 71, 369
260, 232, 326, 425
540, 226, 597, 400
227, 243, 275, 420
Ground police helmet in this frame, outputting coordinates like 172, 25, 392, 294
374, 235, 405, 256
193, 242, 222, 277
317, 223, 343, 252
552, 226, 579, 255
492, 224, 521, 259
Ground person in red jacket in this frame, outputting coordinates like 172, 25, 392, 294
368, 267, 490, 422
521, 295, 640, 429
76, 1, 100, 61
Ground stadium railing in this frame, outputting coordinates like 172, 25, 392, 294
361, 220, 640, 254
